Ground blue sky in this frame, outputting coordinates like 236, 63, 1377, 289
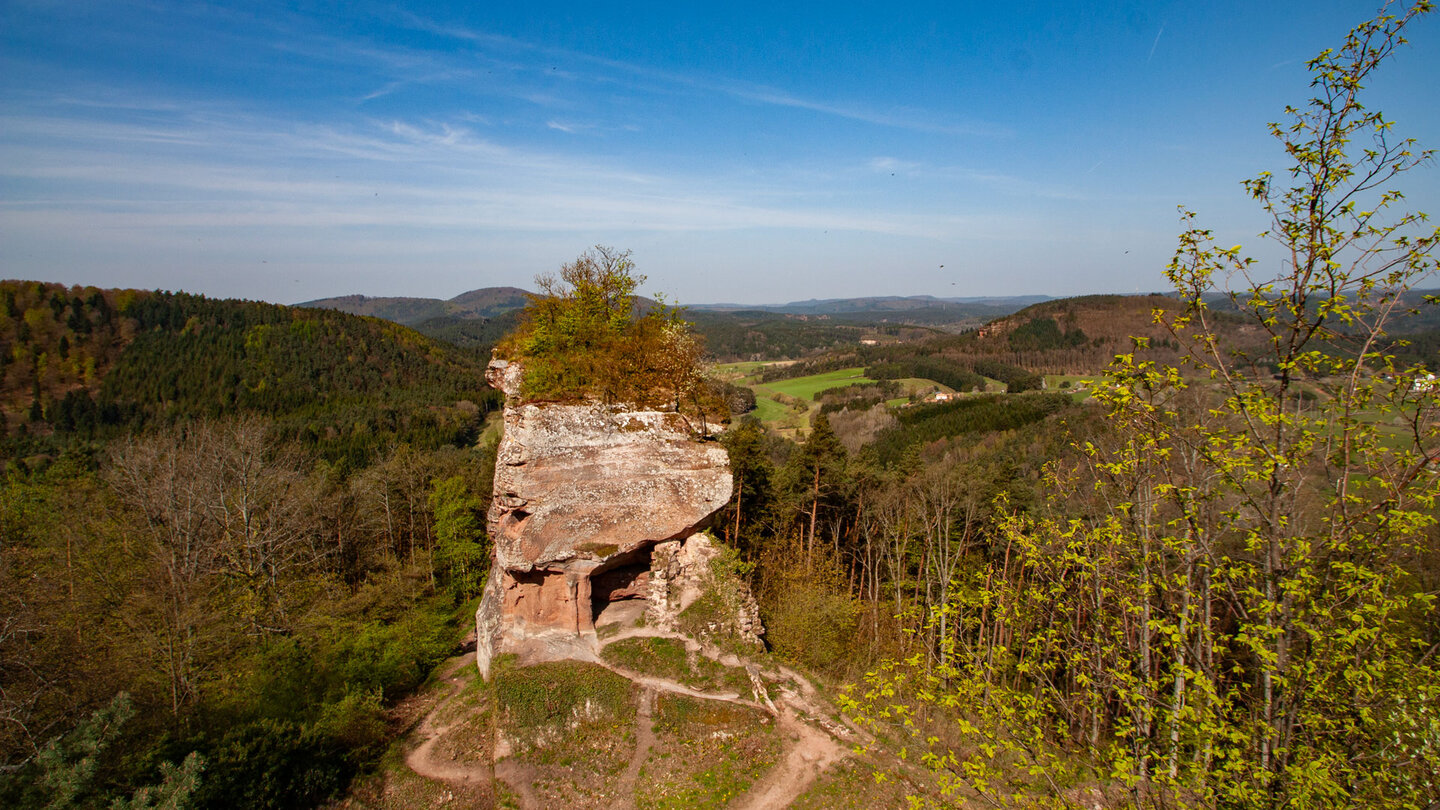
2, 1, 1437, 305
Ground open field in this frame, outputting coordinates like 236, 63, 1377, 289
1045, 374, 1100, 401
893, 377, 954, 395
733, 366, 879, 436
736, 366, 970, 436
759, 367, 877, 400
749, 394, 794, 424
723, 361, 1051, 437
712, 360, 774, 381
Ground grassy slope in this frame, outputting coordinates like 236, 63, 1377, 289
725, 363, 979, 436
759, 368, 877, 400
360, 630, 928, 810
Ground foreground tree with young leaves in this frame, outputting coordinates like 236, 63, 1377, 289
843, 4, 1440, 807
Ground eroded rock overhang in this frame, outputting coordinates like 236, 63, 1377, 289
475, 359, 733, 677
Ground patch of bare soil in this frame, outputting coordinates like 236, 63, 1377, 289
731, 705, 847, 810
598, 624, 855, 808
492, 758, 540, 809
382, 616, 855, 809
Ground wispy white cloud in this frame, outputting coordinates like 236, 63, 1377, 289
721, 84, 1008, 138
944, 168, 1092, 201
0, 176, 978, 238
1147, 24, 1166, 63
856, 156, 1088, 200
546, 120, 584, 134
0, 104, 987, 241
400, 14, 1006, 138
869, 156, 922, 174
395, 10, 534, 53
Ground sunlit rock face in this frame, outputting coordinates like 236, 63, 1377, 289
475, 359, 733, 678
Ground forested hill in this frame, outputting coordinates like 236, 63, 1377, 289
0, 280, 500, 468
689, 293, 1047, 323
1, 280, 506, 809
298, 286, 531, 325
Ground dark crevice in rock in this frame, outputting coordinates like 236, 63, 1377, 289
590, 544, 655, 624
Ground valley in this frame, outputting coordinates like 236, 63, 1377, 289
4, 271, 1438, 809
5, 3, 1439, 809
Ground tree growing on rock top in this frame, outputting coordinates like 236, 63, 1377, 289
496, 246, 727, 423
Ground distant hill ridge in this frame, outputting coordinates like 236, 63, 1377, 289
300, 287, 1050, 323
298, 287, 532, 325
296, 287, 1056, 358
685, 293, 1051, 314
0, 280, 499, 463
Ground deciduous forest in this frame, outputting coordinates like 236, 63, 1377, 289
0, 289, 502, 808
3, 4, 1438, 809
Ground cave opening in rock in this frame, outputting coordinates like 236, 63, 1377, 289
590, 544, 654, 628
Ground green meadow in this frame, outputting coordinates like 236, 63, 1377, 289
759, 367, 877, 400
727, 365, 964, 435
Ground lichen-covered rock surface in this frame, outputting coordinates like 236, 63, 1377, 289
476, 359, 735, 677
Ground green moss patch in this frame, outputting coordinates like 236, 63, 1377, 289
578, 542, 622, 558
494, 659, 634, 746
493, 659, 637, 806
601, 637, 752, 696
603, 636, 692, 681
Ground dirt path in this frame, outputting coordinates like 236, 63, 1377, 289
599, 627, 852, 808
400, 625, 852, 809
732, 705, 847, 810
403, 654, 491, 786
599, 623, 697, 649
599, 660, 763, 708
616, 687, 657, 810
492, 759, 540, 810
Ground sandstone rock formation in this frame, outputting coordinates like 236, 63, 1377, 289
646, 533, 764, 645
476, 359, 746, 678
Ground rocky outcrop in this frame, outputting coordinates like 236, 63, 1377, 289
476, 359, 739, 678
646, 534, 764, 645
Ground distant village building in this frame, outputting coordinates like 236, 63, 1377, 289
859, 338, 878, 346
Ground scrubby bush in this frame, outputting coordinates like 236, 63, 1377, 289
676, 541, 761, 654
187, 718, 353, 810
